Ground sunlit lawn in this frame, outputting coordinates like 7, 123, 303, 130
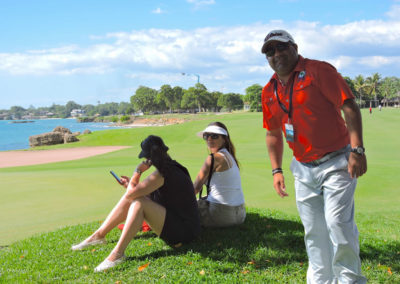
0, 109, 399, 282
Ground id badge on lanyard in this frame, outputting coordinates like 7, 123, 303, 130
285, 122, 294, 142
274, 80, 295, 143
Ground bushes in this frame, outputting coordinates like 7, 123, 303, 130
77, 115, 132, 124
120, 115, 131, 123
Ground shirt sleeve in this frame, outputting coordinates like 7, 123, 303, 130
262, 84, 282, 130
315, 61, 355, 108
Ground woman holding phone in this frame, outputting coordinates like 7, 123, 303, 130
71, 135, 201, 272
193, 122, 246, 227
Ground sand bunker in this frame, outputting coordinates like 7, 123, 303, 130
0, 146, 130, 168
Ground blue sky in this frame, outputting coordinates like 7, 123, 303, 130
1, 0, 399, 109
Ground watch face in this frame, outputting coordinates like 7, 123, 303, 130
353, 146, 364, 154
351, 147, 364, 154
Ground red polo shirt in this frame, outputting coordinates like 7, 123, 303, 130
262, 56, 354, 163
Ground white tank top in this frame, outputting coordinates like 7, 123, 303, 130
207, 148, 245, 206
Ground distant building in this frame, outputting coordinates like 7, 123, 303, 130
0, 113, 10, 120
22, 113, 35, 120
71, 109, 85, 117
381, 96, 400, 107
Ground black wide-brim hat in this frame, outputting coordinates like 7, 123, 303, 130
138, 135, 169, 159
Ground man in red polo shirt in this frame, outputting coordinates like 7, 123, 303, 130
261, 30, 367, 283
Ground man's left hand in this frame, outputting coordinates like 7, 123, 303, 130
348, 152, 367, 178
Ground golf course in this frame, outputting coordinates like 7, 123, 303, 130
0, 109, 399, 282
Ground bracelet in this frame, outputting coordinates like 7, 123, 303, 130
272, 168, 283, 176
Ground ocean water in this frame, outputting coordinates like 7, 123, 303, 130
0, 119, 122, 151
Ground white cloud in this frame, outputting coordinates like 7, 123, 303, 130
359, 56, 400, 68
386, 4, 400, 19
325, 56, 355, 70
152, 7, 166, 14
0, 18, 399, 93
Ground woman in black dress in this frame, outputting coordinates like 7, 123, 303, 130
71, 135, 200, 272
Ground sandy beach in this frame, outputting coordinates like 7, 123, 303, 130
116, 117, 186, 127
0, 146, 130, 168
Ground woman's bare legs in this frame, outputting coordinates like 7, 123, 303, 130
107, 196, 166, 261
84, 194, 133, 242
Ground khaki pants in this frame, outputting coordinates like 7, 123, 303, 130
291, 152, 366, 284
197, 199, 246, 227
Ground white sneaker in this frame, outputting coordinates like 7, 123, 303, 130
94, 255, 126, 272
71, 238, 106, 251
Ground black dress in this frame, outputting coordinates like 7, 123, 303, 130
150, 160, 201, 245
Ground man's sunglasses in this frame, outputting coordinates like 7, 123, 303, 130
203, 133, 220, 140
265, 42, 291, 57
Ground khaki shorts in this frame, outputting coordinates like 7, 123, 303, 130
197, 199, 246, 227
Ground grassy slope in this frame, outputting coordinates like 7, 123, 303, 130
0, 110, 399, 244
1, 112, 296, 246
0, 109, 399, 282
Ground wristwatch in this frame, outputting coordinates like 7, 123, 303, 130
351, 146, 365, 155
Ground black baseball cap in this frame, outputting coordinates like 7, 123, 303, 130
138, 135, 169, 158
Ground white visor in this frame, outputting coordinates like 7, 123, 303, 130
197, 125, 228, 138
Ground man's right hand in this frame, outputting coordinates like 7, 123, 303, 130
273, 173, 288, 198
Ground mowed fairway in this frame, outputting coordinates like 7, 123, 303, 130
0, 109, 399, 246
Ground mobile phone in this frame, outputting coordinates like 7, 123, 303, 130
110, 170, 121, 183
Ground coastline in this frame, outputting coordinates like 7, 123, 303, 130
0, 118, 122, 152
0, 116, 188, 165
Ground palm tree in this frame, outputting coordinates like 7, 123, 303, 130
365, 73, 381, 107
353, 75, 367, 107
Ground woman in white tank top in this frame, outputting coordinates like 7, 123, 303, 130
193, 122, 246, 227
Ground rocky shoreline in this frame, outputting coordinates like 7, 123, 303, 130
10, 120, 34, 123
29, 126, 91, 147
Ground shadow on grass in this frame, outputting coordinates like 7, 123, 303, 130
361, 241, 400, 272
122, 209, 400, 274
1, 208, 399, 283
126, 210, 307, 270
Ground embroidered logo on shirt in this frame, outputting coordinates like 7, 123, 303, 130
298, 71, 306, 80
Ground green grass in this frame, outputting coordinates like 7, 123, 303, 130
0, 208, 398, 283
0, 109, 399, 282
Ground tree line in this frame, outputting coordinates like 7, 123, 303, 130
130, 83, 244, 114
1, 73, 399, 120
0, 101, 134, 120
344, 73, 400, 107
1, 83, 249, 120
